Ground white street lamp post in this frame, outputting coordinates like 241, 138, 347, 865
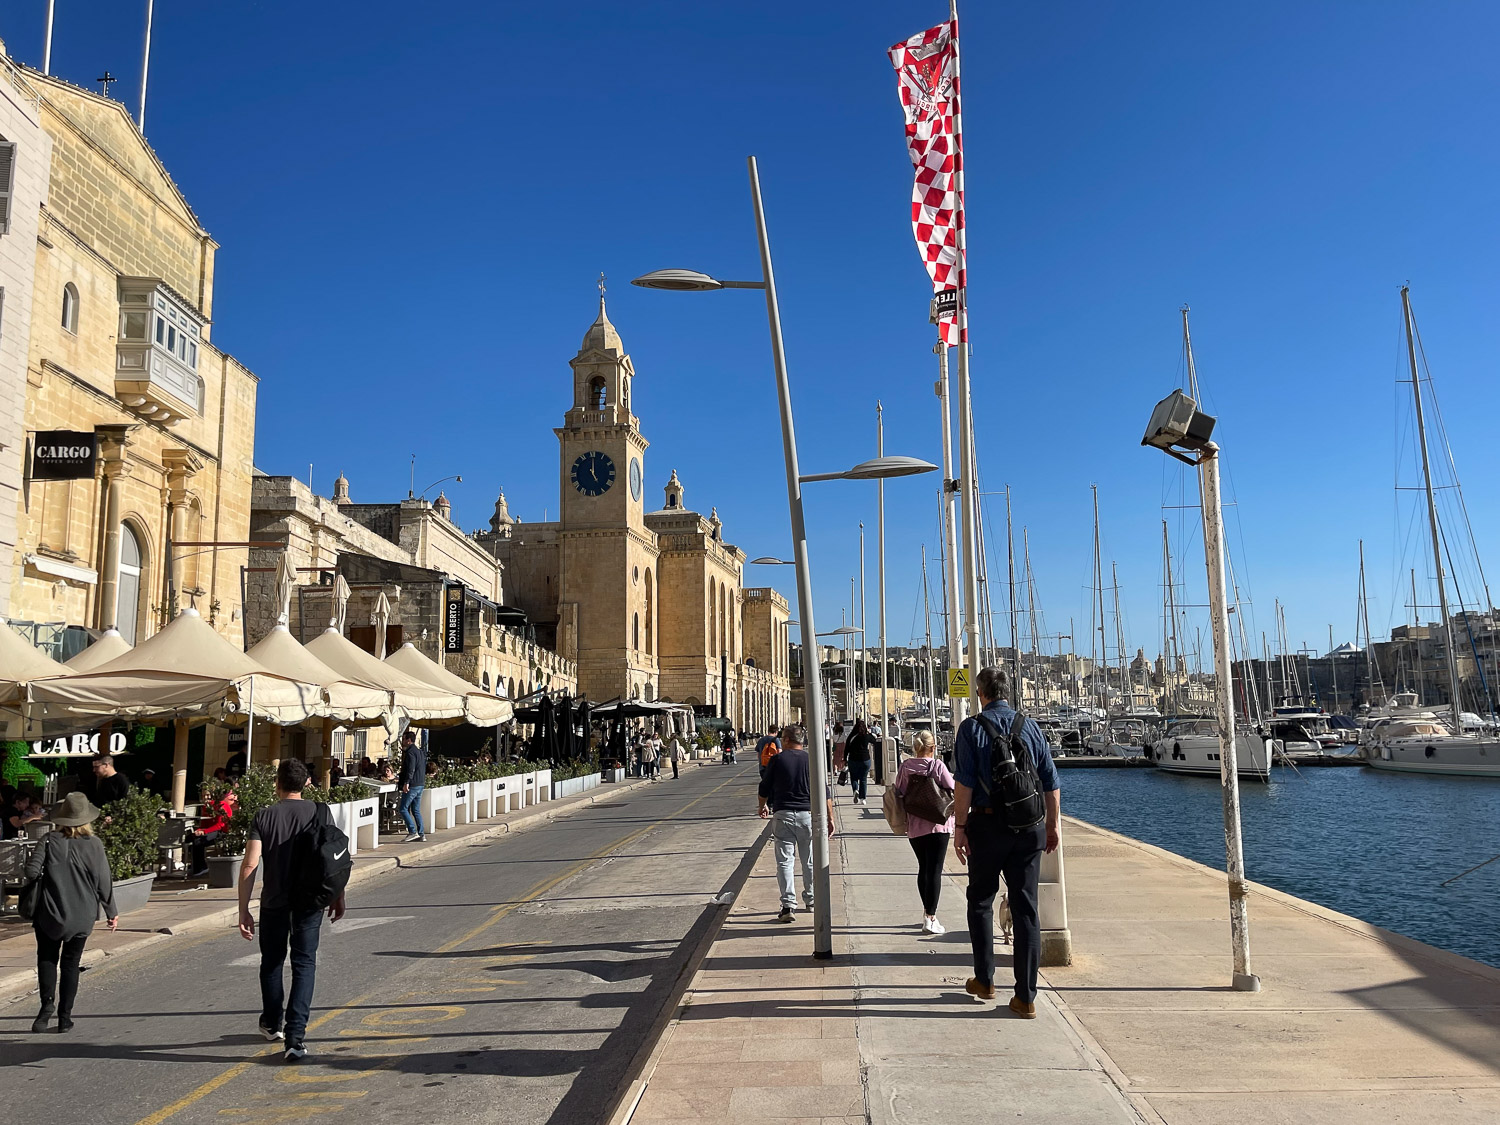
634, 159, 937, 959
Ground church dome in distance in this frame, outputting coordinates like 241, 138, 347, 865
580, 295, 624, 356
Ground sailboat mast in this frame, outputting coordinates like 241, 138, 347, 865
1006, 487, 1020, 700
922, 546, 936, 715
1358, 539, 1383, 705
1112, 561, 1127, 710
1025, 528, 1039, 709
1098, 486, 1110, 714
1403, 286, 1465, 727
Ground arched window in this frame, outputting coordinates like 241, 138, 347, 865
117, 524, 144, 645
645, 683, 654, 701
632, 612, 640, 652
61, 283, 79, 334
644, 568, 654, 656
589, 376, 606, 409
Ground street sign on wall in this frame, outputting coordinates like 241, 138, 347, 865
32, 431, 97, 480
443, 584, 465, 653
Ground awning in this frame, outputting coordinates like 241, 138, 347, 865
28, 608, 321, 726
304, 628, 465, 727
65, 628, 132, 672
0, 619, 70, 706
384, 642, 513, 727
247, 626, 394, 729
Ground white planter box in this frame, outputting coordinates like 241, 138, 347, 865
420, 784, 459, 832
533, 769, 552, 803
469, 777, 495, 819
602, 767, 625, 783
492, 775, 523, 814
329, 797, 379, 854
451, 783, 473, 827
552, 773, 601, 800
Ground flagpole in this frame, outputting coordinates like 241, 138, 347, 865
42, 0, 56, 75
138, 0, 154, 130
948, 0, 983, 693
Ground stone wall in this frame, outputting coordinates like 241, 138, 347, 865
0, 57, 49, 619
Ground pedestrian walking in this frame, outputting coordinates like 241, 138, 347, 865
668, 732, 682, 779
89, 752, 130, 807
651, 728, 665, 779
952, 667, 1060, 1018
756, 724, 834, 923
237, 758, 348, 1060
893, 731, 956, 934
756, 727, 782, 780
830, 721, 846, 780
395, 730, 427, 842
23, 793, 118, 1033
844, 719, 876, 805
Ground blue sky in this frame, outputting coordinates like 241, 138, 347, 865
7, 1, 1500, 668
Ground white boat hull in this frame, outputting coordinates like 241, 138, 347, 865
1366, 737, 1500, 779
1150, 732, 1271, 781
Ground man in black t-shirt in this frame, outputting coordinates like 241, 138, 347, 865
90, 754, 130, 807
237, 759, 347, 1060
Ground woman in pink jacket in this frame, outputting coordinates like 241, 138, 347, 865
893, 731, 956, 934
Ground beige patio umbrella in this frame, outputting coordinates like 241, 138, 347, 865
65, 629, 132, 672
372, 591, 392, 660
385, 642, 513, 727
29, 608, 324, 809
0, 620, 70, 706
305, 628, 465, 726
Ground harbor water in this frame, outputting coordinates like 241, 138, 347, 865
1062, 765, 1500, 968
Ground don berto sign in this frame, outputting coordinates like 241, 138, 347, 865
31, 730, 129, 757
443, 584, 465, 654
32, 431, 98, 480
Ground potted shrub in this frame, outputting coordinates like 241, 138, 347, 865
96, 790, 165, 915
200, 764, 277, 888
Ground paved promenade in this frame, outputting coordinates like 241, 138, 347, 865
626, 783, 1500, 1125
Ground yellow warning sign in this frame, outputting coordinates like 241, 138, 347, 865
947, 668, 970, 698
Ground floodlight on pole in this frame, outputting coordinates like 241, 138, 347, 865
1140, 381, 1259, 994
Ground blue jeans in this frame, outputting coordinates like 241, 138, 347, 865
848, 759, 870, 801
772, 810, 814, 910
398, 786, 425, 835
259, 905, 323, 1043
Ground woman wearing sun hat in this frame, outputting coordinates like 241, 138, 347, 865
23, 792, 118, 1033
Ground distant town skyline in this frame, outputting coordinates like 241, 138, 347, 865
8, 1, 1500, 666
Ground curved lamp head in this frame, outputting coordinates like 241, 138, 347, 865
820, 626, 862, 636
632, 269, 723, 291
749, 556, 794, 565
801, 456, 940, 483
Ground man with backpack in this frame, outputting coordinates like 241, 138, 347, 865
237, 759, 350, 1060
952, 667, 1060, 1018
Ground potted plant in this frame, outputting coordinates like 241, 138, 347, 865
96, 790, 165, 914
201, 764, 277, 888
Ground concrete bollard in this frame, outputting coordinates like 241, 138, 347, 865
1039, 838, 1072, 966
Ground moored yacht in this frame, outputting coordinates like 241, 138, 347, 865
1150, 717, 1271, 781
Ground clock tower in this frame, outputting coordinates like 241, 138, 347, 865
554, 294, 657, 703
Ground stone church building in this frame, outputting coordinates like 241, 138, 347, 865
480, 299, 792, 732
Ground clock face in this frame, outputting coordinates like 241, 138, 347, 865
629, 457, 642, 501
571, 451, 616, 496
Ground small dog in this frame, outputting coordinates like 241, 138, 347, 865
997, 891, 1013, 945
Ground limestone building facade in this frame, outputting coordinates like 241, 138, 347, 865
246, 474, 576, 703
481, 300, 792, 730
0, 53, 50, 621
5, 57, 258, 653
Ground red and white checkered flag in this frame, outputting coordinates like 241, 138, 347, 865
890, 20, 964, 345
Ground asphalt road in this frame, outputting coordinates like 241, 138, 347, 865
1, 760, 766, 1125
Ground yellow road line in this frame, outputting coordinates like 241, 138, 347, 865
133, 770, 746, 1125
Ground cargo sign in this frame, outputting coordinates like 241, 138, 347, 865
443, 584, 465, 653
31, 730, 129, 757
32, 431, 98, 480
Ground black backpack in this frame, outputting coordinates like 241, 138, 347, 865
293, 804, 353, 911
974, 710, 1045, 831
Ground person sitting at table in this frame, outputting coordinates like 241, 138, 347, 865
329, 760, 345, 787
191, 784, 237, 877
4, 791, 46, 839
213, 767, 228, 783
359, 756, 376, 778
376, 760, 396, 783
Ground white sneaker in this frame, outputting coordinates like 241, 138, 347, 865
927, 918, 946, 935
403, 832, 420, 843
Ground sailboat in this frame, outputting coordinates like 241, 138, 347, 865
1365, 288, 1500, 778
